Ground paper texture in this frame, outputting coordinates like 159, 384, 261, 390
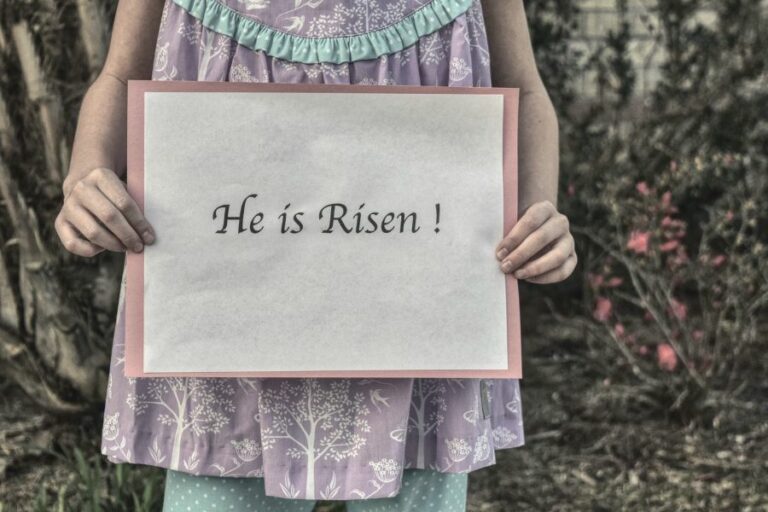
143, 91, 507, 373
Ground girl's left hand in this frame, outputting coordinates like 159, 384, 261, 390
495, 200, 577, 284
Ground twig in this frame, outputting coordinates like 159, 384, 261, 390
10, 20, 64, 185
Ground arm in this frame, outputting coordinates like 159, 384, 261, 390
482, 0, 558, 210
57, 0, 164, 257
482, 0, 577, 284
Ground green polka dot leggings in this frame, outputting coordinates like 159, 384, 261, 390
162, 468, 468, 512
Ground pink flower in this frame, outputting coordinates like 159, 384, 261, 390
725, 210, 734, 222
692, 330, 705, 342
668, 247, 690, 269
711, 255, 727, 267
627, 231, 651, 254
637, 345, 649, 356
614, 323, 625, 337
657, 344, 678, 371
588, 273, 604, 289
636, 181, 651, 196
660, 240, 679, 252
593, 297, 613, 322
606, 277, 624, 287
669, 298, 687, 321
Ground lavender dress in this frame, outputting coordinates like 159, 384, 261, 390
102, 0, 524, 501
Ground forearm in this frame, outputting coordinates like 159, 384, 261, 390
64, 73, 128, 197
515, 90, 559, 211
62, 0, 164, 198
482, 0, 561, 212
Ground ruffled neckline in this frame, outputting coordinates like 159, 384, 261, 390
173, 0, 475, 64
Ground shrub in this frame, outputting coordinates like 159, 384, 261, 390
557, 0, 768, 413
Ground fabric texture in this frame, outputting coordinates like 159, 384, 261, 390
102, 0, 525, 502
172, 0, 475, 64
162, 468, 468, 510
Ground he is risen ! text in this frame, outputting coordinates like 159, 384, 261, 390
212, 194, 442, 235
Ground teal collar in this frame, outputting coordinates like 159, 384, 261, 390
173, 0, 475, 65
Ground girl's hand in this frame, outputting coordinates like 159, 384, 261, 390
55, 167, 155, 257
495, 200, 577, 284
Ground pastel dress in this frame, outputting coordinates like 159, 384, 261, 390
101, 0, 525, 501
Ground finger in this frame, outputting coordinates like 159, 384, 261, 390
66, 203, 127, 252
79, 186, 145, 252
90, 168, 155, 244
513, 236, 574, 279
500, 214, 569, 273
525, 252, 578, 284
496, 201, 556, 260
56, 217, 105, 257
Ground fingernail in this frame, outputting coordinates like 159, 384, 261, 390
501, 261, 513, 272
496, 248, 508, 260
143, 230, 155, 244
133, 243, 144, 253
515, 269, 527, 279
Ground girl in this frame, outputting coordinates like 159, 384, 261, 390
56, 0, 576, 510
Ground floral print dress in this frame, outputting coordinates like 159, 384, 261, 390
102, 0, 524, 501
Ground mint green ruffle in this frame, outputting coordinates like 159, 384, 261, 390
173, 0, 475, 64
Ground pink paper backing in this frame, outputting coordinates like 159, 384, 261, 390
125, 80, 521, 379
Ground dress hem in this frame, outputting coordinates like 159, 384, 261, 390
102, 439, 525, 477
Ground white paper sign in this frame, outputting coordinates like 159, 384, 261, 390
132, 85, 516, 375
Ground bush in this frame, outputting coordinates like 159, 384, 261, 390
554, 0, 768, 413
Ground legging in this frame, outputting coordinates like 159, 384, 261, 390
162, 468, 468, 512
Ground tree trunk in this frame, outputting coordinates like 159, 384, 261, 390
305, 423, 316, 499
0, 5, 118, 413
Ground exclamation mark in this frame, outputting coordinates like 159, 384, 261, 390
434, 203, 441, 233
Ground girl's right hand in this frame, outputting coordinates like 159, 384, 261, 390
56, 167, 155, 257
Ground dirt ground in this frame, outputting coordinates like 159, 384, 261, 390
467, 328, 768, 511
1, 304, 766, 511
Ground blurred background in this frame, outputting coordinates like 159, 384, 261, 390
0, 0, 766, 510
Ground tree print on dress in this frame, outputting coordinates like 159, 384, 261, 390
127, 377, 236, 471
306, 0, 409, 37
408, 379, 447, 468
463, 0, 490, 68
418, 30, 450, 65
177, 18, 232, 80
258, 379, 371, 499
